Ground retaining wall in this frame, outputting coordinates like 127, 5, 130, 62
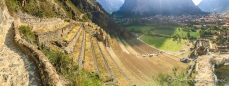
30, 19, 64, 31
19, 16, 64, 31
64, 27, 82, 54
13, 18, 63, 86
36, 23, 74, 44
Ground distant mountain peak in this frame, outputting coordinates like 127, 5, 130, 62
115, 0, 205, 17
97, 0, 124, 13
198, 0, 229, 13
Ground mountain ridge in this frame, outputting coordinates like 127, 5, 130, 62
115, 0, 205, 17
97, 0, 124, 13
198, 0, 229, 13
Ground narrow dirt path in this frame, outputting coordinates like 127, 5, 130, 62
0, 20, 41, 86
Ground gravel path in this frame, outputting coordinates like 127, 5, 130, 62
0, 19, 41, 86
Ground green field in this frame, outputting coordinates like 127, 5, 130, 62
140, 35, 187, 51
127, 25, 200, 38
127, 25, 198, 51
127, 26, 153, 33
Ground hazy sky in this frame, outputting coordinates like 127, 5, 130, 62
113, 0, 202, 5
192, 0, 202, 5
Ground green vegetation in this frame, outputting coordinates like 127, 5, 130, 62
141, 35, 187, 52
75, 70, 102, 86
5, 0, 20, 16
41, 47, 102, 86
5, 0, 77, 18
127, 25, 199, 39
19, 25, 102, 85
171, 28, 199, 39
127, 25, 199, 51
153, 67, 194, 86
19, 25, 37, 45
82, 15, 90, 22
127, 26, 152, 33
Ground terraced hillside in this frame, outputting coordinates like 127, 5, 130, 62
10, 12, 189, 85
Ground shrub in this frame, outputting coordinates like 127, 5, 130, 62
41, 47, 102, 85
82, 15, 89, 22
153, 67, 194, 86
19, 25, 37, 45
5, 0, 20, 16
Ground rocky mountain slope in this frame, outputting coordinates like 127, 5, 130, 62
115, 0, 205, 17
97, 0, 124, 13
71, 0, 130, 37
198, 0, 229, 13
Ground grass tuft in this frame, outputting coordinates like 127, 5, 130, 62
19, 25, 37, 45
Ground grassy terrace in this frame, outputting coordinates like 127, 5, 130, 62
112, 38, 154, 83
117, 37, 174, 73
69, 30, 83, 62
84, 33, 95, 72
92, 38, 112, 82
98, 42, 130, 86
110, 37, 147, 85
64, 25, 81, 42
35, 22, 70, 33
122, 37, 187, 71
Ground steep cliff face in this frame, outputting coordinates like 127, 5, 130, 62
97, 0, 123, 13
198, 0, 229, 13
71, 0, 131, 37
116, 0, 205, 17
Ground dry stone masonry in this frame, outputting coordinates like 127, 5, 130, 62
13, 18, 63, 86
195, 54, 229, 86
0, 1, 41, 86
18, 14, 65, 31
35, 23, 74, 45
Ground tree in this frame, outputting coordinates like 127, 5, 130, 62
131, 28, 134, 32
151, 28, 154, 31
187, 31, 191, 38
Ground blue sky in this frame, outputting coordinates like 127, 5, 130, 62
192, 0, 202, 5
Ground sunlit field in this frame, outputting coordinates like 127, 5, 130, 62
140, 35, 187, 52
127, 25, 199, 51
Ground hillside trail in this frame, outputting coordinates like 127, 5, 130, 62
0, 18, 41, 85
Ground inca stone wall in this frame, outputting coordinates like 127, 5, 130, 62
36, 23, 74, 44
16, 16, 73, 45
13, 18, 63, 86
64, 27, 82, 54
196, 55, 229, 86
18, 14, 65, 31
30, 19, 64, 31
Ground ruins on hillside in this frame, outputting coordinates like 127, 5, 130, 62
186, 38, 229, 86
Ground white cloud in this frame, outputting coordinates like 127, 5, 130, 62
192, 0, 202, 5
